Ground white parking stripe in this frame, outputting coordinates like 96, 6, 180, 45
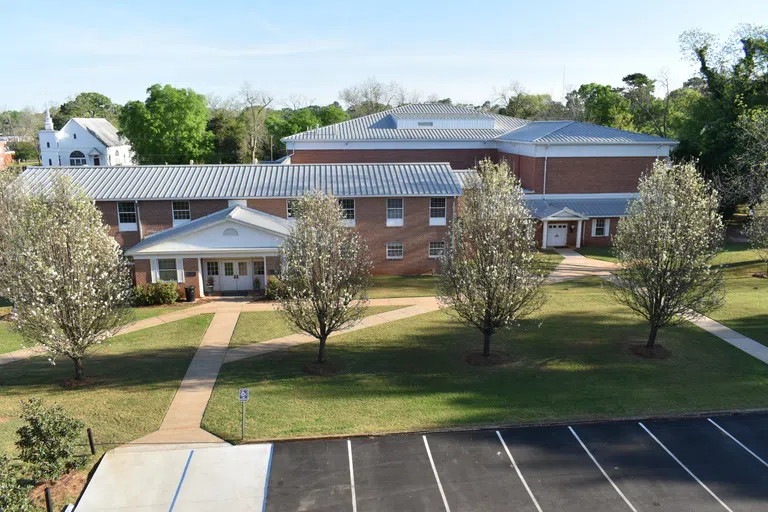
708, 418, 768, 468
347, 440, 357, 512
496, 430, 543, 512
639, 422, 733, 512
568, 427, 637, 512
422, 435, 451, 512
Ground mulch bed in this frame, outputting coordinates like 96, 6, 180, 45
628, 343, 671, 360
464, 350, 509, 366
29, 470, 88, 510
303, 361, 342, 376
61, 378, 104, 390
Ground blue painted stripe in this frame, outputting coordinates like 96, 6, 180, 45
169, 450, 195, 512
262, 445, 274, 512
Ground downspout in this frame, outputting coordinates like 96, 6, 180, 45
542, 145, 549, 198
135, 200, 144, 241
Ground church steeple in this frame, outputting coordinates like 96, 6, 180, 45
44, 104, 54, 130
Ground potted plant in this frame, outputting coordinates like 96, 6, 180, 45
205, 276, 215, 295
253, 278, 262, 294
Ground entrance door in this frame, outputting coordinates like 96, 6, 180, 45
547, 223, 568, 247
220, 261, 253, 292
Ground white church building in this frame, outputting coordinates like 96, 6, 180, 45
39, 108, 134, 167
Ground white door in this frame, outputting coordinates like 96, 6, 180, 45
221, 261, 238, 291
547, 223, 568, 247
220, 261, 253, 292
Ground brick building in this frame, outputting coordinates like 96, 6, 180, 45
21, 104, 677, 295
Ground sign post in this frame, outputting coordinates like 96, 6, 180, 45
239, 388, 249, 440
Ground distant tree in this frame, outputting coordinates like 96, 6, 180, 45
52, 92, 120, 129
610, 161, 724, 351
438, 159, 546, 360
745, 190, 768, 274
574, 83, 634, 130
0, 108, 44, 139
339, 77, 412, 117
276, 192, 372, 367
497, 82, 567, 120
8, 140, 39, 163
265, 105, 349, 159
239, 83, 273, 163
0, 176, 133, 380
120, 84, 214, 164
207, 108, 246, 163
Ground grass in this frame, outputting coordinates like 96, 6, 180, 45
202, 277, 768, 442
0, 314, 213, 457
131, 302, 196, 321
576, 246, 618, 263
367, 251, 564, 299
0, 321, 26, 355
229, 305, 407, 348
709, 243, 768, 346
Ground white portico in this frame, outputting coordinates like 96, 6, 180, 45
126, 206, 290, 296
541, 207, 588, 249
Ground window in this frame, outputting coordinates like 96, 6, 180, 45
172, 201, 191, 225
116, 150, 120, 156
117, 202, 137, 231
46, 142, 50, 148
339, 199, 355, 226
592, 218, 610, 237
386, 198, 404, 226
386, 242, 404, 259
69, 150, 86, 166
73, 133, 77, 139
206, 261, 219, 276
238, 262, 248, 275
417, 121, 434, 127
254, 260, 265, 276
93, 156, 100, 166
157, 259, 177, 282
223, 228, 239, 236
224, 262, 234, 276
48, 159, 52, 166
286, 200, 297, 218
429, 241, 445, 258
429, 198, 447, 226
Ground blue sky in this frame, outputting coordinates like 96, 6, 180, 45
2, 0, 766, 110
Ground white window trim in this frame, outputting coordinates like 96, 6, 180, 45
172, 201, 191, 227
429, 198, 447, 226
386, 198, 404, 227
591, 218, 610, 237
428, 241, 445, 259
117, 202, 138, 232
386, 242, 404, 260
339, 199, 355, 226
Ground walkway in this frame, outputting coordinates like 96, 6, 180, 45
547, 248, 617, 283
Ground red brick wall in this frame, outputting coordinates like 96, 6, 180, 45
291, 149, 498, 169
96, 202, 141, 248
582, 217, 619, 247
498, 154, 656, 194
182, 258, 200, 297
246, 199, 290, 218
134, 259, 151, 287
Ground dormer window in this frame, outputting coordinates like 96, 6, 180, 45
417, 121, 434, 127
73, 133, 77, 139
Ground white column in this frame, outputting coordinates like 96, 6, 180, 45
263, 255, 268, 293
576, 220, 583, 249
542, 221, 548, 249
197, 257, 205, 297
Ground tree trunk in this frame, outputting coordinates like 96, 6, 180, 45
74, 357, 84, 381
317, 336, 327, 364
483, 331, 492, 357
646, 325, 659, 349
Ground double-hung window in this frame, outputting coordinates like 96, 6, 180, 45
157, 259, 178, 282
429, 198, 447, 226
429, 241, 445, 258
386, 242, 404, 260
592, 218, 610, 237
117, 202, 138, 231
386, 198, 404, 227
206, 261, 219, 276
172, 201, 191, 226
286, 200, 297, 219
339, 199, 355, 226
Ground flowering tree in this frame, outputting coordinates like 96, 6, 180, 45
611, 160, 724, 350
438, 159, 546, 359
277, 192, 372, 366
0, 176, 133, 380
745, 189, 768, 274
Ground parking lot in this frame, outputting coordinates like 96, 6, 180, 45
265, 413, 768, 511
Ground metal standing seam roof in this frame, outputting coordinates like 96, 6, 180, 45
282, 104, 527, 142
497, 121, 677, 144
525, 198, 633, 218
21, 163, 463, 200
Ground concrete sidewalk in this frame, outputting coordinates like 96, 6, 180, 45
547, 248, 617, 284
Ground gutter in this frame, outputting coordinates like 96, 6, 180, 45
542, 145, 549, 198
135, 200, 143, 241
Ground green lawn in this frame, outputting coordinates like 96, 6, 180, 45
0, 315, 213, 457
0, 320, 26, 354
202, 278, 768, 442
230, 305, 407, 348
576, 246, 618, 263
368, 251, 564, 299
709, 243, 768, 346
131, 303, 196, 321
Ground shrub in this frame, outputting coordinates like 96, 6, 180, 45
265, 276, 282, 300
253, 278, 261, 294
16, 397, 85, 481
0, 455, 30, 511
133, 281, 180, 306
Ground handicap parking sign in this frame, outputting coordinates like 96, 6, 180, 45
239, 388, 249, 402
